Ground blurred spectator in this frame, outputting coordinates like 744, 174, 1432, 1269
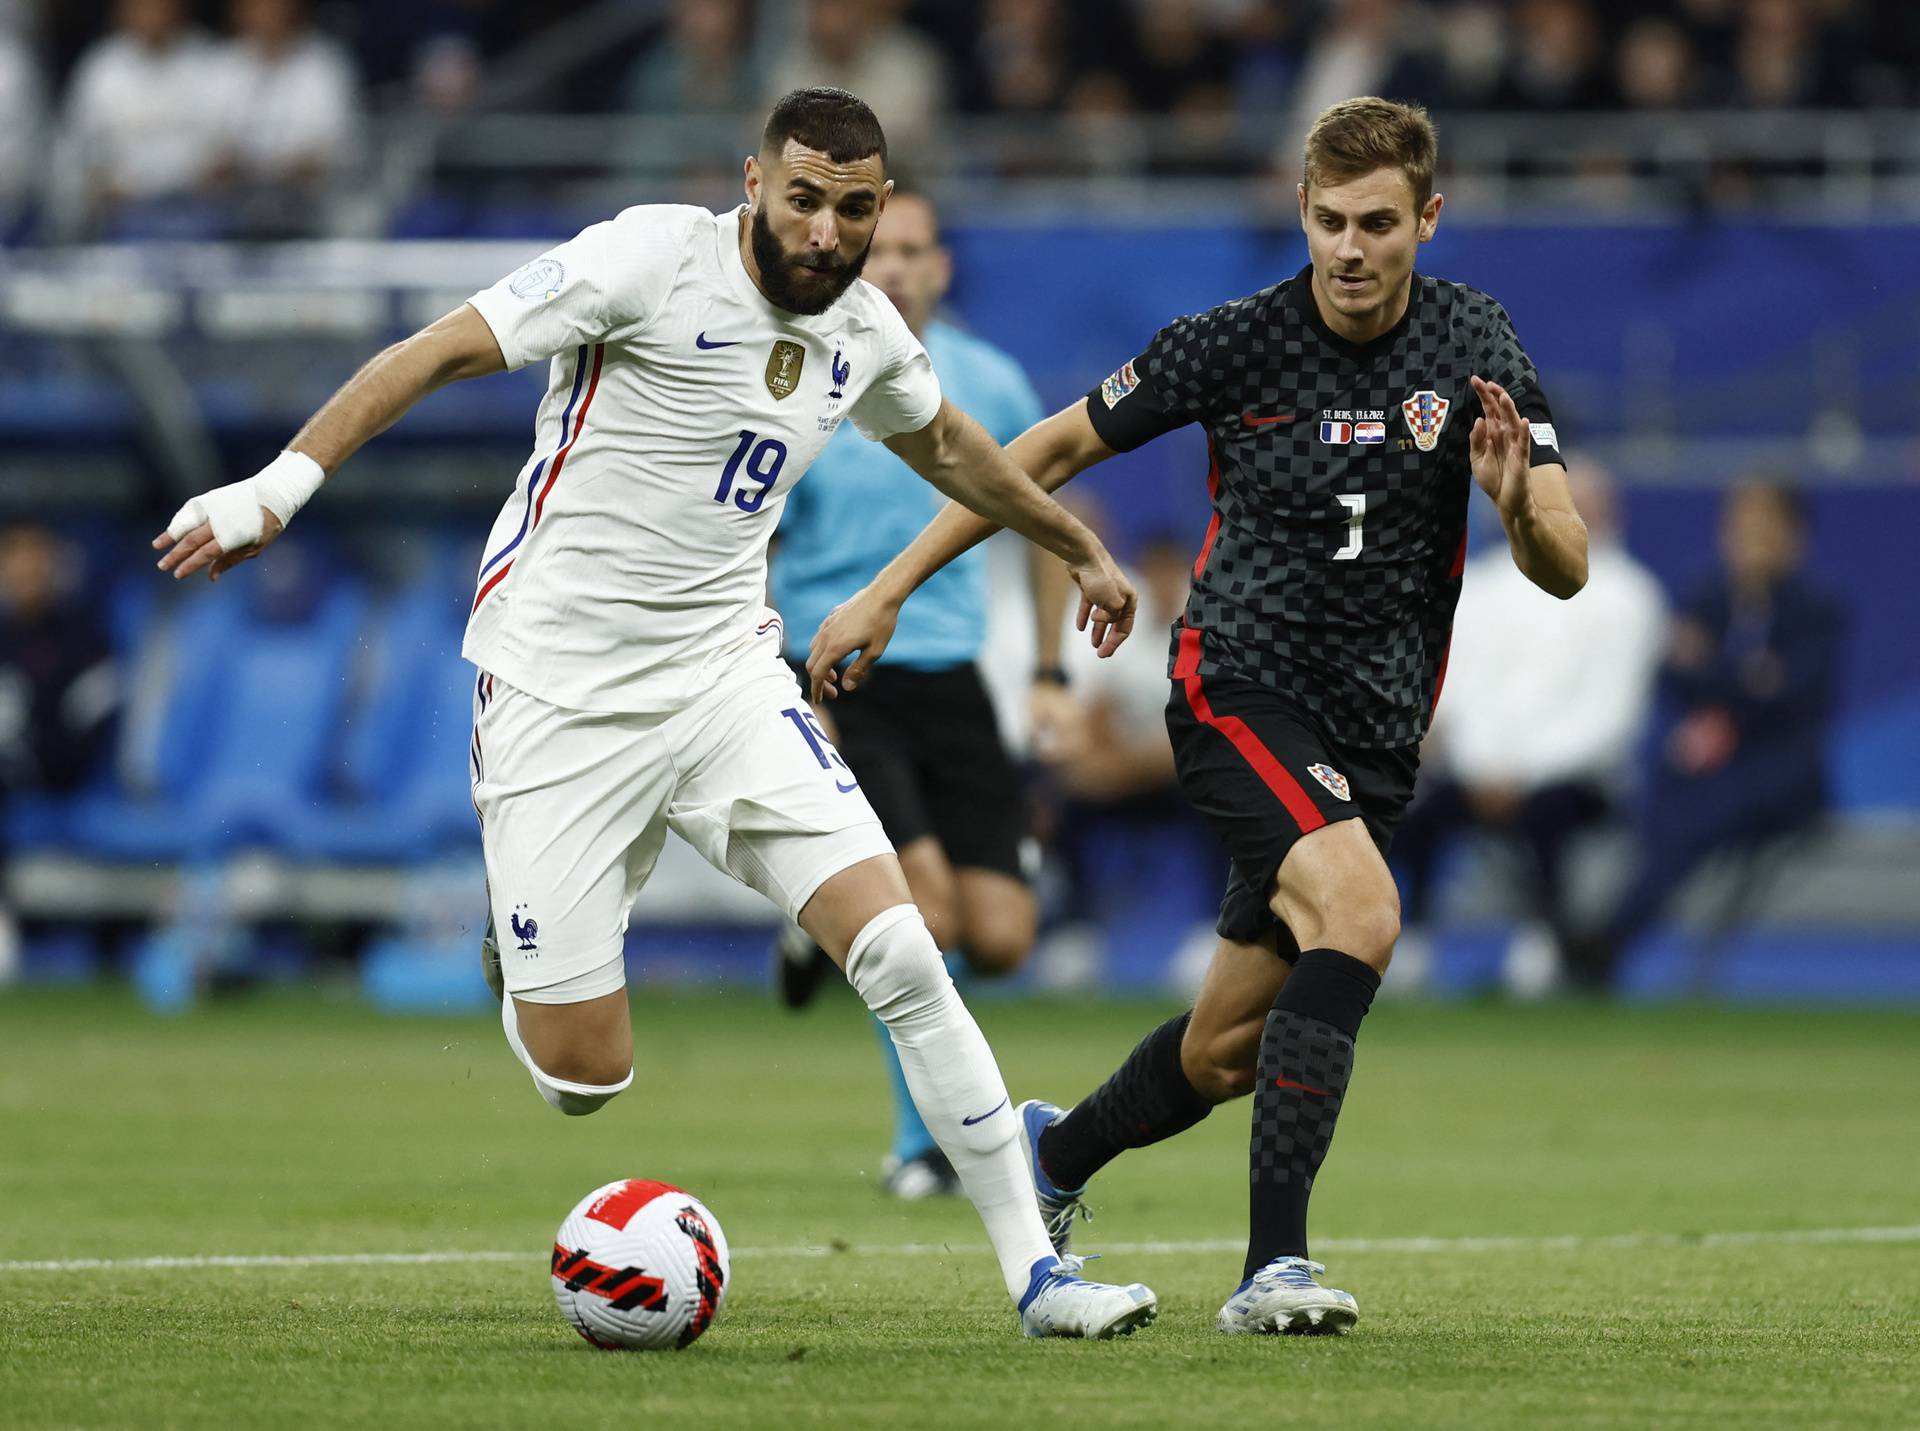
1122, 0, 1237, 115
763, 0, 948, 152
1038, 532, 1211, 926
1392, 463, 1666, 994
0, 525, 120, 985
1615, 16, 1698, 110
1717, 0, 1850, 108
970, 0, 1077, 116
1283, 0, 1439, 164
210, 0, 359, 235
0, 525, 118, 796
625, 0, 757, 115
0, 11, 45, 227
1490, 0, 1612, 110
1566, 480, 1846, 990
1044, 533, 1192, 804
50, 0, 228, 235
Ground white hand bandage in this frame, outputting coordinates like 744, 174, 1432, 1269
166, 449, 326, 552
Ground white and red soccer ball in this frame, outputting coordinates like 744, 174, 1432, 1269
551, 1179, 731, 1350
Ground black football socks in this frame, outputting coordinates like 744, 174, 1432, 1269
1037, 1010, 1215, 1193
1244, 948, 1380, 1280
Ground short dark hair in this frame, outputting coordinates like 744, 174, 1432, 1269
762, 87, 888, 167
1304, 96, 1438, 212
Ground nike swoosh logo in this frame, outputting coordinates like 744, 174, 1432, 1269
1272, 1076, 1332, 1096
961, 1098, 1008, 1126
1242, 412, 1297, 427
835, 779, 860, 793
695, 332, 740, 349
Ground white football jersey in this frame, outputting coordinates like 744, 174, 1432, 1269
462, 204, 943, 713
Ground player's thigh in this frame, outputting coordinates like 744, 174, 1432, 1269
797, 851, 917, 965
1167, 677, 1408, 964
950, 867, 1036, 976
666, 659, 897, 958
1271, 818, 1402, 971
895, 835, 959, 947
473, 672, 672, 1000
1182, 928, 1289, 1102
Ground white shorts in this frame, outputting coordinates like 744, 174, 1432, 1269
470, 652, 893, 997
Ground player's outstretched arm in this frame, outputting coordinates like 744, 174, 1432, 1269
1469, 375, 1589, 599
807, 399, 1128, 701
152, 304, 507, 582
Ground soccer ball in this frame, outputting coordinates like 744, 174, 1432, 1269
550, 1178, 731, 1350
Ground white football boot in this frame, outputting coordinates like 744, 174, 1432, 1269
1217, 1257, 1359, 1335
1018, 1254, 1158, 1340
1016, 1099, 1091, 1254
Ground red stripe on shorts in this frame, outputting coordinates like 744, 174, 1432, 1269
1174, 626, 1326, 835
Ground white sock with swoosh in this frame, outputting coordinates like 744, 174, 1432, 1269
845, 904, 1057, 1299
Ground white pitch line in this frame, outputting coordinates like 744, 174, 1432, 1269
3, 1226, 1917, 1275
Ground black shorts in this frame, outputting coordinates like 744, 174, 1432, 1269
791, 661, 1027, 880
1166, 669, 1418, 945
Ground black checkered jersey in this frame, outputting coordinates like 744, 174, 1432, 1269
1086, 265, 1563, 750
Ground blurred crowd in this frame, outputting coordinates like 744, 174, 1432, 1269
4, 0, 1917, 237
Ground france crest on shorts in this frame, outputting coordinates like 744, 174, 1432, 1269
1401, 389, 1450, 452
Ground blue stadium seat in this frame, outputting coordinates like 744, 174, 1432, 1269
64, 547, 367, 860
277, 568, 482, 863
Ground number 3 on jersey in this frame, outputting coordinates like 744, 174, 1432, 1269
1334, 493, 1366, 560
715, 429, 787, 513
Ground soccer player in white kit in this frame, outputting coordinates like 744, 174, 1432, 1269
151, 88, 1157, 1340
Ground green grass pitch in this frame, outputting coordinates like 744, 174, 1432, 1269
3, 984, 1917, 1428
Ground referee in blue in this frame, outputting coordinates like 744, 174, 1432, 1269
771, 186, 1062, 1198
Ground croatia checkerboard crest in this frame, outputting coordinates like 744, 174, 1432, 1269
1401, 389, 1450, 452
1307, 763, 1351, 801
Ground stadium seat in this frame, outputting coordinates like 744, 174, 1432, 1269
64, 546, 367, 861
277, 570, 482, 862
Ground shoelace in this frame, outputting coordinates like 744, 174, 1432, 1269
1040, 1194, 1095, 1244
1253, 1258, 1327, 1291
1045, 1252, 1100, 1285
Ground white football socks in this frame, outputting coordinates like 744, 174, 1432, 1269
844, 904, 1057, 1299
500, 993, 632, 1117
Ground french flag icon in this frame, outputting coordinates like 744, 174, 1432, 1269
1319, 420, 1353, 444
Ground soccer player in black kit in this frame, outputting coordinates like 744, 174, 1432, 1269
807, 98, 1590, 1334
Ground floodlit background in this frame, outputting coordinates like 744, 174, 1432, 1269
1, 0, 1917, 1006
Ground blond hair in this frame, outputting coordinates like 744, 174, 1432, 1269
1303, 97, 1438, 212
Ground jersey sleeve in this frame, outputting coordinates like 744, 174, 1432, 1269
1481, 302, 1565, 470
466, 206, 691, 372
1083, 307, 1228, 453
848, 304, 944, 441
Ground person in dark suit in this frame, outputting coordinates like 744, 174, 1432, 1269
1566, 479, 1845, 991
0, 523, 121, 981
